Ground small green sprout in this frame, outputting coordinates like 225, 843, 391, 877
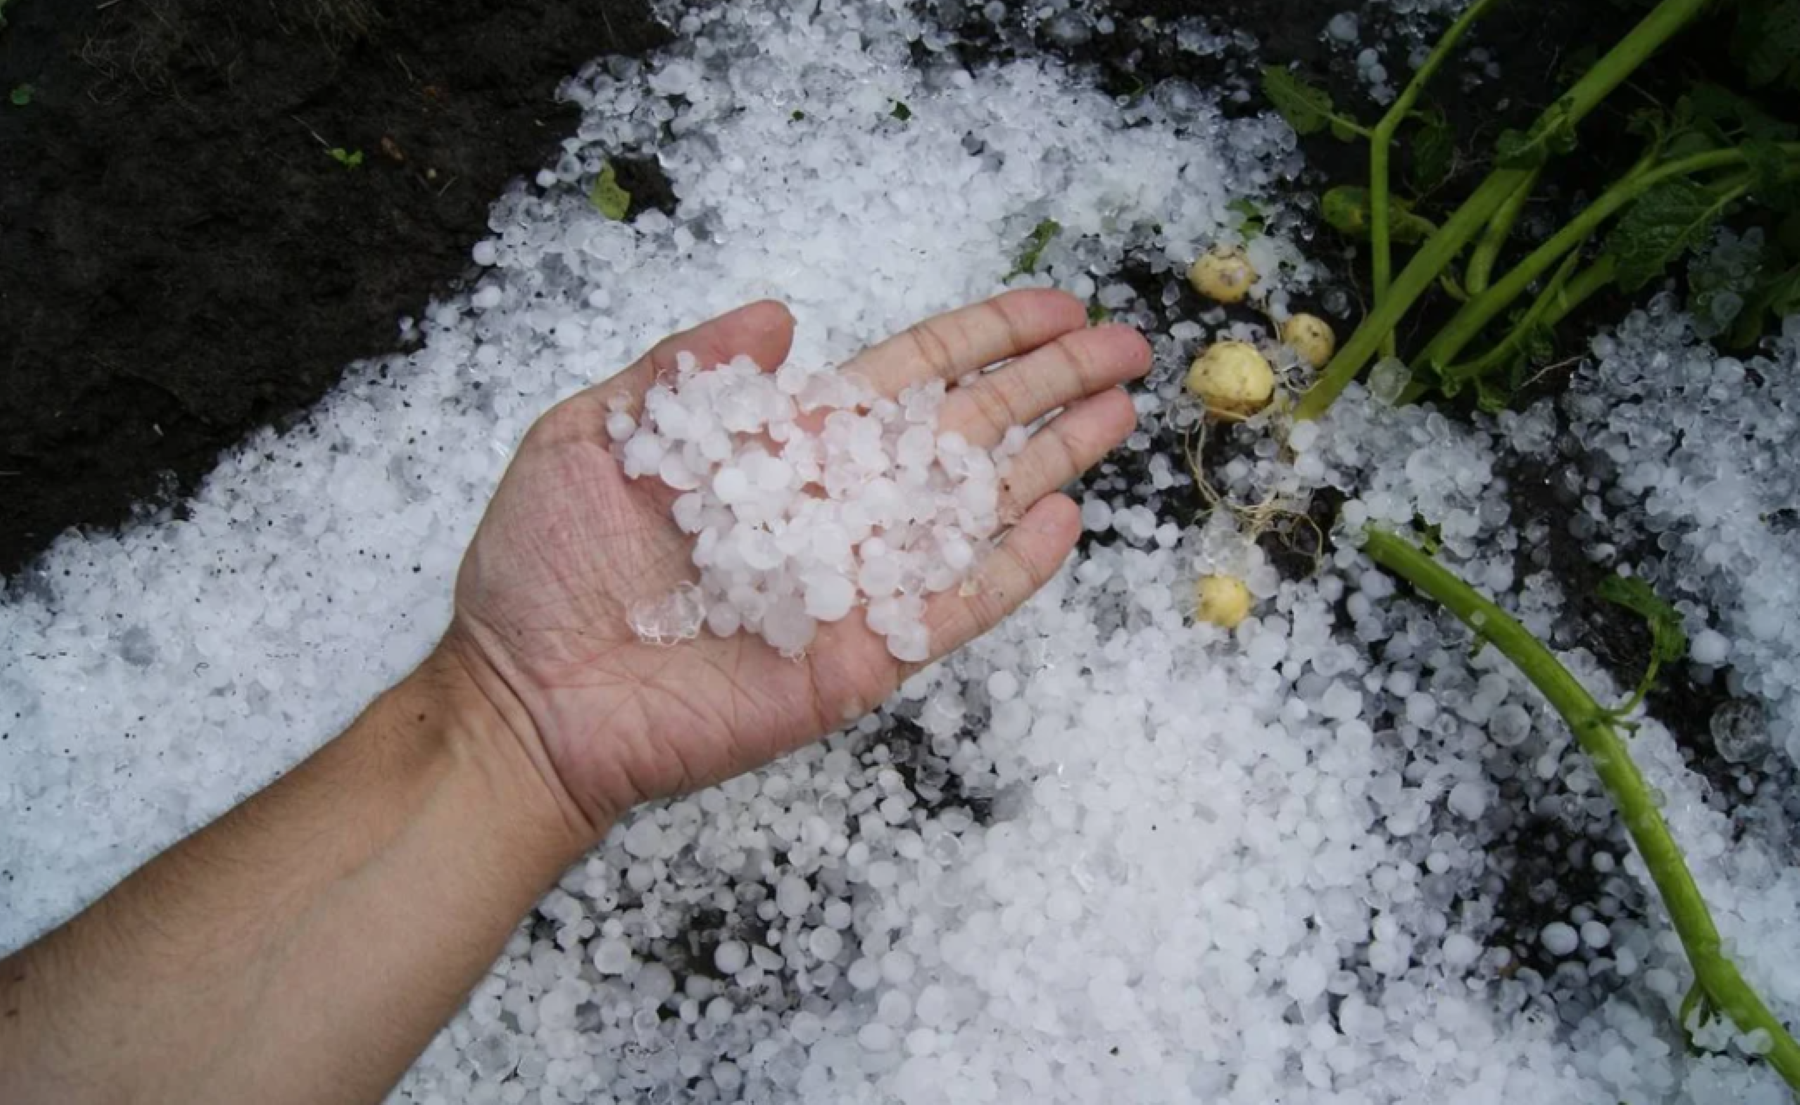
326, 147, 364, 170
1408, 105, 1456, 192
1006, 218, 1061, 279
10, 83, 34, 107
1226, 197, 1266, 237
890, 100, 912, 122
1596, 573, 1688, 716
589, 162, 631, 221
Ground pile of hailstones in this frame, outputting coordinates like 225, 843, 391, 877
608, 353, 1028, 660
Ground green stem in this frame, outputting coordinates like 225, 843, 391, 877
1362, 527, 1800, 1091
1372, 140, 1398, 360
1296, 170, 1528, 420
1370, 0, 1507, 358
1611, 641, 1663, 721
1424, 153, 1768, 372
1465, 167, 1540, 296
1295, 0, 1711, 421
1441, 253, 1617, 384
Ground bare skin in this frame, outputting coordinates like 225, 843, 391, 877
0, 289, 1150, 1105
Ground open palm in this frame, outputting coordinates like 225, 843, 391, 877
445, 290, 1150, 833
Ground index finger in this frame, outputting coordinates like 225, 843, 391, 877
606, 299, 798, 404
845, 288, 1090, 399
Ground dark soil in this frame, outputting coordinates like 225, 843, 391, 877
0, 0, 668, 578
2, 0, 1750, 583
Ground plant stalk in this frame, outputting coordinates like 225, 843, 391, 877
1465, 167, 1539, 295
1296, 0, 1712, 420
1362, 527, 1800, 1091
1370, 0, 1507, 358
1441, 253, 1618, 384
1296, 170, 1528, 419
1424, 153, 1774, 372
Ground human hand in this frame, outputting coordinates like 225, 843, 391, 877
442, 290, 1151, 837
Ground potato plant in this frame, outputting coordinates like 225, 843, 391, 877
1268, 0, 1800, 418
1256, 0, 1800, 1087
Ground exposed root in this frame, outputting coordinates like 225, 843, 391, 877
1182, 415, 1327, 578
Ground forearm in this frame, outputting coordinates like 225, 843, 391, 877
0, 644, 600, 1105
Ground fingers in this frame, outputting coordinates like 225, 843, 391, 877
847, 288, 1089, 399
940, 324, 1150, 448
996, 388, 1138, 520
609, 299, 797, 400
913, 493, 1082, 668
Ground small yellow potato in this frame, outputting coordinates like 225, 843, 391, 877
1187, 246, 1258, 304
1186, 341, 1276, 418
1281, 313, 1336, 369
1196, 574, 1253, 629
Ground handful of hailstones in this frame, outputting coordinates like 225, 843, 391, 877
609, 353, 1028, 662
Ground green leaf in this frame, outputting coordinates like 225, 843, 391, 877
1320, 185, 1437, 244
1113, 71, 1148, 105
1597, 574, 1688, 667
1556, 44, 1600, 88
1226, 197, 1265, 237
1733, 0, 1800, 89
1742, 137, 1800, 212
1006, 218, 1062, 278
1681, 981, 1721, 1052
1604, 178, 1737, 292
326, 147, 363, 169
8, 83, 32, 106
1261, 66, 1339, 137
1727, 260, 1800, 347
1763, 265, 1800, 316
1681, 83, 1797, 143
1320, 187, 1368, 236
1086, 301, 1111, 324
1411, 517, 1444, 555
891, 100, 912, 122
1409, 105, 1455, 193
1495, 129, 1541, 168
1626, 106, 1666, 142
589, 162, 631, 220
1496, 103, 1578, 170
1660, 125, 1725, 163
1473, 374, 1512, 413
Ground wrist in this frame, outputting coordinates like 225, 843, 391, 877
412, 633, 609, 860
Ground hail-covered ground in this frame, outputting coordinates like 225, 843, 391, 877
4, 1, 1799, 1102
